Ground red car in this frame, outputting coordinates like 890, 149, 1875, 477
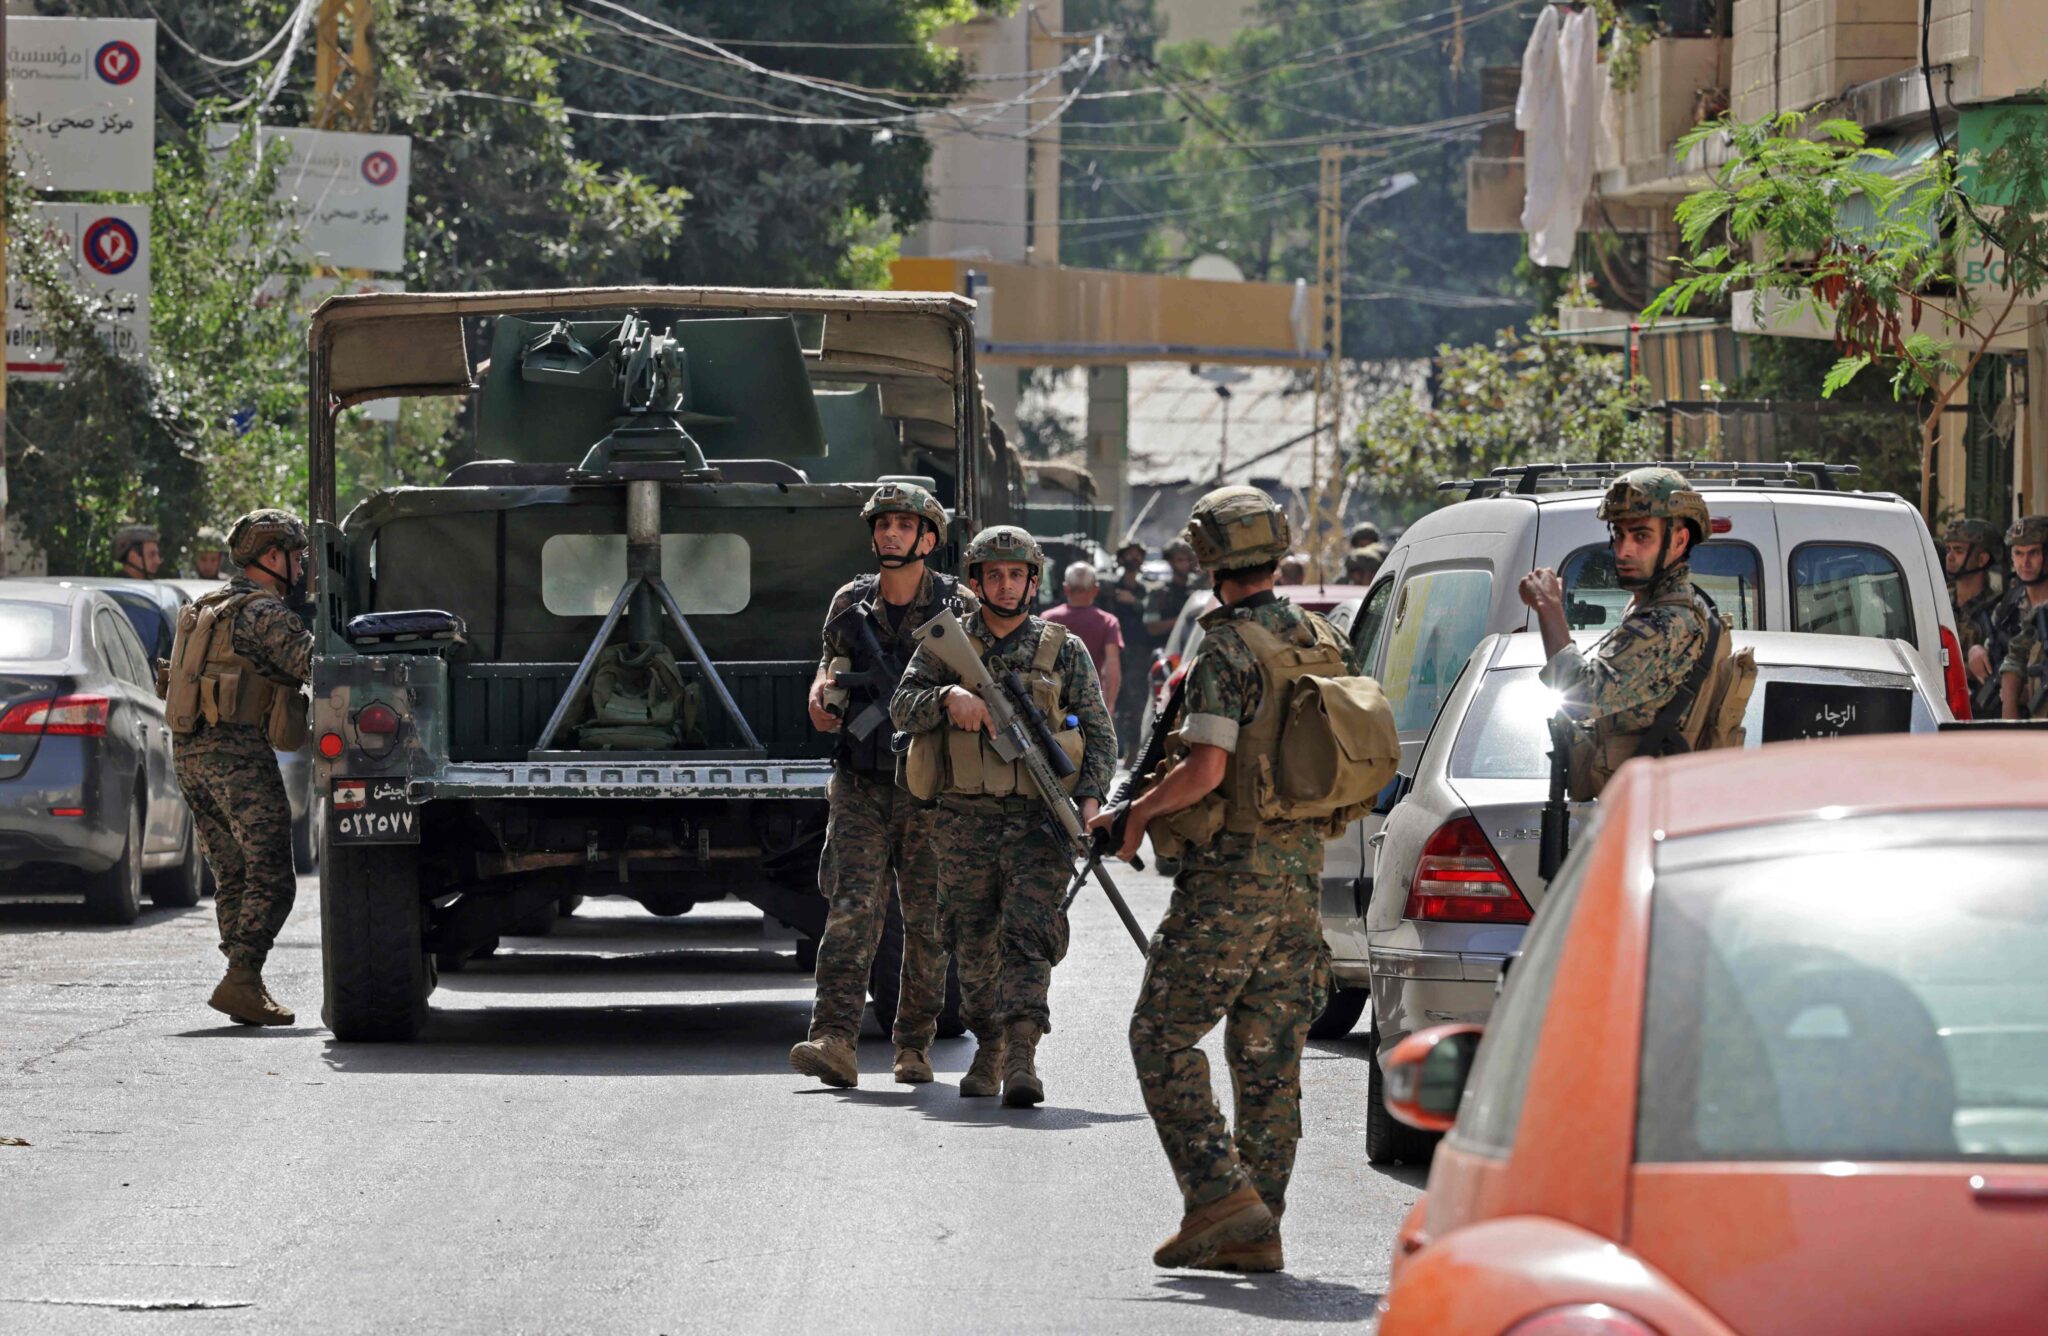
1378, 731, 2048, 1336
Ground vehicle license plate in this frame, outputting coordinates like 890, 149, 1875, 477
1760, 681, 1913, 742
331, 777, 421, 843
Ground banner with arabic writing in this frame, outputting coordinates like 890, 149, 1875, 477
7, 203, 151, 382
210, 126, 411, 274
8, 18, 155, 193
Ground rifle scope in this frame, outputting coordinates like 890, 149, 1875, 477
1002, 670, 1077, 779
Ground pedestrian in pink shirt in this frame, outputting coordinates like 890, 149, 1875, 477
1044, 561, 1123, 714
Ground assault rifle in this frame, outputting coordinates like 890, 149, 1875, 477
824, 601, 905, 742
1538, 714, 1573, 882
911, 608, 1148, 953
1063, 674, 1185, 916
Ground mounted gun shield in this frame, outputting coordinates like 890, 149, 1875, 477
911, 608, 1148, 952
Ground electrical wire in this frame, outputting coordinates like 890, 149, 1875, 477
221, 0, 316, 116
145, 0, 303, 70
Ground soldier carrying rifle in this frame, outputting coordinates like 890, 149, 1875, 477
891, 526, 1117, 1107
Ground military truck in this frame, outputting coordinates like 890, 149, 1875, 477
307, 288, 1013, 1041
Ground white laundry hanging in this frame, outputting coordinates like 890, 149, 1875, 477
1519, 5, 1601, 268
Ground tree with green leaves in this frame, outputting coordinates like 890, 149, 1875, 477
1347, 319, 1659, 521
1645, 108, 2048, 513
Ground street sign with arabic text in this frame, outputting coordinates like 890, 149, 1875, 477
7, 203, 151, 382
7, 18, 156, 193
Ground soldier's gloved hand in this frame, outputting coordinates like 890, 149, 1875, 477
943, 684, 992, 734
1968, 644, 1993, 684
807, 677, 842, 733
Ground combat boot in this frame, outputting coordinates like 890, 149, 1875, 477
1000, 1019, 1044, 1108
892, 1045, 933, 1084
788, 1035, 858, 1088
207, 966, 294, 1027
958, 1033, 1006, 1097
1153, 1183, 1274, 1268
1200, 1224, 1284, 1273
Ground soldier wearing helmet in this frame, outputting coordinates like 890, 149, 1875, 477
1998, 515, 2048, 720
1099, 485, 1351, 1274
1144, 537, 1202, 641
1943, 517, 2008, 714
166, 508, 314, 1028
1344, 542, 1387, 585
1519, 468, 1732, 797
891, 524, 1116, 1107
790, 482, 970, 1092
188, 527, 230, 581
112, 523, 162, 579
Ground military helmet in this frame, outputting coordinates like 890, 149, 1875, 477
2007, 515, 2048, 549
1163, 538, 1196, 562
861, 481, 947, 533
1184, 486, 1292, 572
1349, 522, 1381, 547
962, 525, 1045, 579
1597, 467, 1710, 547
112, 523, 159, 564
192, 526, 228, 555
1115, 538, 1147, 560
229, 508, 309, 566
1945, 517, 2005, 560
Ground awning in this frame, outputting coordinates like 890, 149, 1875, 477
1837, 128, 1944, 243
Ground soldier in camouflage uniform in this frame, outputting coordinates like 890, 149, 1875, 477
1103, 486, 1338, 1275
1999, 516, 2048, 720
1944, 518, 2007, 717
168, 509, 314, 1026
789, 484, 967, 1090
187, 527, 231, 581
892, 526, 1116, 1107
1519, 467, 1717, 799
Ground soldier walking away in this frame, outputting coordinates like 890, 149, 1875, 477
188, 527, 230, 581
892, 526, 1115, 1107
1103, 487, 1351, 1275
1107, 540, 1155, 762
789, 484, 966, 1090
1144, 538, 1203, 644
1998, 516, 2048, 720
112, 524, 162, 579
164, 510, 314, 1026
1518, 467, 1740, 799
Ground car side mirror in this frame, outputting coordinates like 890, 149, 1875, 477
1372, 771, 1413, 816
1382, 1023, 1484, 1133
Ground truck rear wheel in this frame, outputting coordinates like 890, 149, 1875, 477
321, 841, 430, 1042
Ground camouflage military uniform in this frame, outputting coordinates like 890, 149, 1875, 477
173, 576, 312, 972
1129, 592, 1332, 1221
804, 566, 961, 1051
1999, 600, 2048, 719
891, 608, 1116, 1038
1540, 558, 1710, 741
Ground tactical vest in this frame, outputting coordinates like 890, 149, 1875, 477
1566, 582, 1750, 800
835, 571, 959, 775
905, 621, 1082, 798
1151, 609, 1384, 855
163, 588, 307, 750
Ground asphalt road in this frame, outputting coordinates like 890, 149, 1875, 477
1, 863, 1423, 1333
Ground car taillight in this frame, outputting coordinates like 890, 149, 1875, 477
1505, 1303, 1662, 1335
1939, 625, 1972, 720
356, 703, 399, 735
0, 695, 109, 736
1405, 815, 1532, 924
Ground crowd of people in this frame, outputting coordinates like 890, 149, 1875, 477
1947, 514, 2048, 720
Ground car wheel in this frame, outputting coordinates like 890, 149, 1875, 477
1307, 986, 1369, 1040
85, 802, 144, 924
321, 842, 429, 1041
147, 814, 205, 909
292, 794, 323, 874
1366, 1025, 1441, 1166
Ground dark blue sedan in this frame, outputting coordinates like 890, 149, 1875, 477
0, 581, 204, 921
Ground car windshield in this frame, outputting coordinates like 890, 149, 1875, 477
1640, 811, 2048, 1162
0, 601, 66, 660
1562, 541, 1762, 631
1449, 663, 1934, 780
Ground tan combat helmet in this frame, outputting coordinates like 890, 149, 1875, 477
1184, 486, 1292, 573
962, 524, 1046, 579
112, 523, 160, 568
1598, 467, 1711, 548
861, 481, 947, 533
228, 508, 309, 567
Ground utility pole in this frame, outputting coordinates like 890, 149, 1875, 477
313, 0, 375, 131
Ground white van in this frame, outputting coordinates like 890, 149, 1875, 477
1316, 462, 1967, 1030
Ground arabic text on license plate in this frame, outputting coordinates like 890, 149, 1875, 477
330, 777, 419, 843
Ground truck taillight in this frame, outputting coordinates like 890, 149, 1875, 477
1405, 816, 1532, 924
0, 695, 109, 736
1939, 625, 1972, 720
357, 703, 399, 734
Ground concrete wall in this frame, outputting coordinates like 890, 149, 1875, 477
1731, 0, 1920, 118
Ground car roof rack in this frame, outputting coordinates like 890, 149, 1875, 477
1434, 459, 1861, 500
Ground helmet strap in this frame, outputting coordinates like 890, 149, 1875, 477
871, 519, 933, 571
